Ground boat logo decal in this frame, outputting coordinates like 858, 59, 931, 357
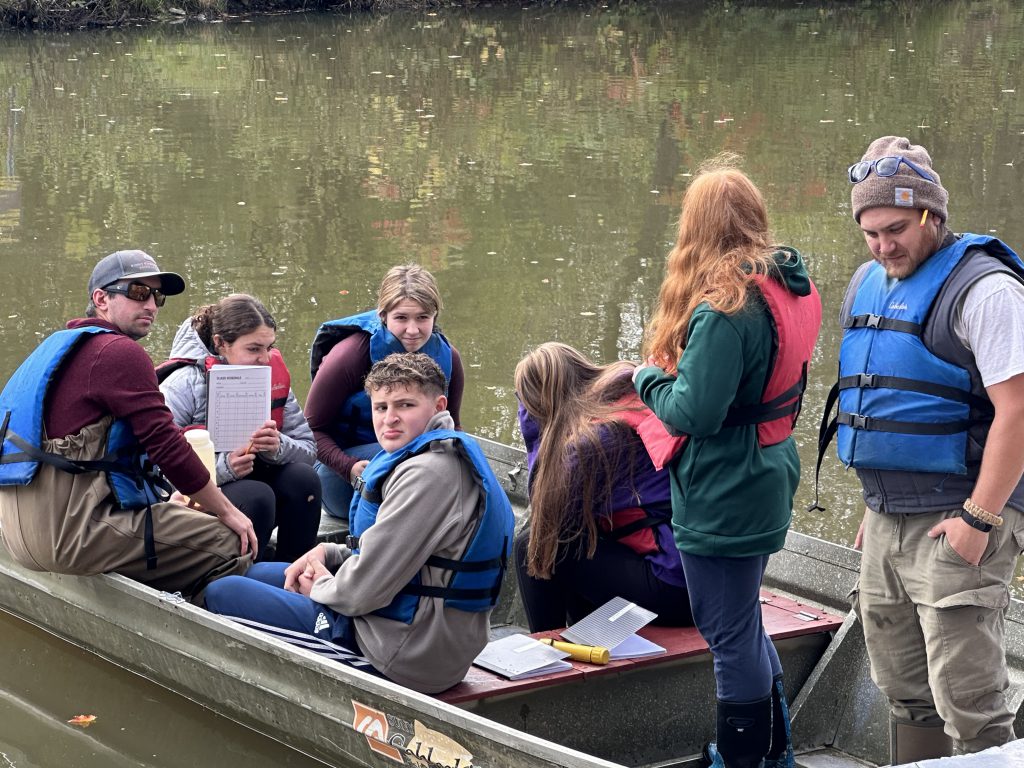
352, 701, 476, 767
352, 701, 404, 762
409, 720, 474, 768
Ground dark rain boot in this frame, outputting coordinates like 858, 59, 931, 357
890, 716, 953, 764
705, 696, 772, 768
764, 675, 795, 768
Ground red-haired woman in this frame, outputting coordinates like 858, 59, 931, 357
633, 156, 821, 768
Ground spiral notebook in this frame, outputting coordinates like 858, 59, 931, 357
562, 596, 665, 659
472, 634, 572, 680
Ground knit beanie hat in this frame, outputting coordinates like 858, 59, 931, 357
850, 136, 948, 223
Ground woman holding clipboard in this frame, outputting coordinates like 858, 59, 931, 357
159, 293, 321, 561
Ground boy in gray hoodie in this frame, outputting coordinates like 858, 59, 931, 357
205, 353, 514, 694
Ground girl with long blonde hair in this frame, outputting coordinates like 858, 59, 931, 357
633, 156, 821, 768
513, 342, 692, 632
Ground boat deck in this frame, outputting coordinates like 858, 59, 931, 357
439, 591, 842, 706
434, 592, 845, 766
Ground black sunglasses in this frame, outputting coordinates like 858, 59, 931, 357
104, 281, 167, 307
848, 155, 936, 184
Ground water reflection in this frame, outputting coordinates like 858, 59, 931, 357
1, 1, 1024, 757
3, 0, 1023, 539
0, 611, 327, 767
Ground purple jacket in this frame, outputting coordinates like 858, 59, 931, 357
518, 404, 685, 588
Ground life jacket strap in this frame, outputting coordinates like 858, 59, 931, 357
838, 373, 992, 412
836, 411, 972, 436
0, 411, 11, 457
599, 500, 672, 541
399, 539, 509, 606
144, 503, 157, 570
844, 313, 922, 335
400, 582, 502, 602
807, 380, 841, 513
424, 553, 505, 573
602, 514, 660, 541
353, 473, 384, 505
722, 365, 808, 427
1, 429, 173, 500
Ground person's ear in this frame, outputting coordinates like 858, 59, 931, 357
435, 394, 448, 413
212, 334, 224, 352
92, 288, 111, 313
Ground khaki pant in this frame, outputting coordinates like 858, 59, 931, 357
853, 505, 1023, 752
0, 418, 250, 598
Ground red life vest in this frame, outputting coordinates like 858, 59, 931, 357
613, 392, 687, 471
592, 393, 683, 556
600, 275, 821, 554
155, 349, 291, 430
722, 274, 822, 447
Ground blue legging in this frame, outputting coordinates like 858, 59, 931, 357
681, 552, 781, 703
204, 562, 357, 648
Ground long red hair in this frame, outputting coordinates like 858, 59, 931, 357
644, 155, 779, 370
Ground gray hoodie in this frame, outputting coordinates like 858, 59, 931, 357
159, 318, 315, 485
311, 411, 492, 693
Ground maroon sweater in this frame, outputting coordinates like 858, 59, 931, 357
45, 319, 209, 495
305, 331, 465, 479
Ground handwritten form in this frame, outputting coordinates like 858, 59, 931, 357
206, 365, 271, 452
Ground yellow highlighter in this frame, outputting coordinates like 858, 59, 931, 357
539, 638, 610, 665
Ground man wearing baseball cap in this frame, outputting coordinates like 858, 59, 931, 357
0, 249, 256, 600
829, 137, 1024, 761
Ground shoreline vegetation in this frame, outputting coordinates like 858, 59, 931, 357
0, 0, 549, 31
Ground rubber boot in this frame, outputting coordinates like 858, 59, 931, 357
703, 697, 772, 768
764, 675, 795, 768
890, 716, 953, 764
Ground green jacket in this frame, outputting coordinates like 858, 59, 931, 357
635, 249, 810, 557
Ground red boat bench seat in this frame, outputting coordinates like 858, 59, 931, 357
436, 590, 844, 705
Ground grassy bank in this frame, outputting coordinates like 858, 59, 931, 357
0, 0, 479, 30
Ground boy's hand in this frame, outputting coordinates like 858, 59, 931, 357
298, 559, 331, 597
284, 543, 328, 592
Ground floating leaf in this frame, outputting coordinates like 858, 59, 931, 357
339, 290, 350, 295
68, 714, 97, 727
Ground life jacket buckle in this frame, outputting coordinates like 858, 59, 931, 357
858, 373, 876, 388
353, 475, 365, 495
345, 534, 359, 550
865, 314, 881, 329
850, 413, 868, 430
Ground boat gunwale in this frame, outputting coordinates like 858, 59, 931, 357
0, 544, 624, 768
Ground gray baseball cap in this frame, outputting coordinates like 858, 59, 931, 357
88, 250, 186, 296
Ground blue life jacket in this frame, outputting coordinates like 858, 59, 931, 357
347, 430, 514, 624
833, 234, 1023, 475
0, 326, 168, 510
309, 310, 453, 446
